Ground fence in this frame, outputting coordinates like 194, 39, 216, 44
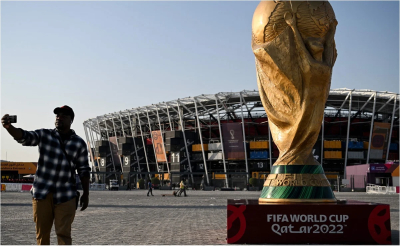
88, 172, 374, 191
1, 183, 32, 192
1, 183, 106, 192
2, 180, 397, 193
333, 175, 368, 192
366, 184, 397, 194
89, 184, 106, 190
90, 171, 253, 190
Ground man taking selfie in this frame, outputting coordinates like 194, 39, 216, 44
1, 105, 91, 245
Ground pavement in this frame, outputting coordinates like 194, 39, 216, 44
1, 190, 399, 245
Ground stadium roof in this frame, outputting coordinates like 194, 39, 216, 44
83, 88, 399, 134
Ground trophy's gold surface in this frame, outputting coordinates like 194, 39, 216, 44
252, 1, 337, 202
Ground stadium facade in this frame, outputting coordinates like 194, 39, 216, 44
83, 88, 399, 189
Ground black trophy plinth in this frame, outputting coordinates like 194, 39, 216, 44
227, 199, 391, 244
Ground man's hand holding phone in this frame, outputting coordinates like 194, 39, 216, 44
1, 114, 17, 129
2, 114, 22, 140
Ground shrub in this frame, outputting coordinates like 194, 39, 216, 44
249, 178, 258, 187
151, 177, 160, 185
138, 179, 145, 189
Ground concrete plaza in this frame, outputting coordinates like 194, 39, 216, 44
1, 190, 399, 245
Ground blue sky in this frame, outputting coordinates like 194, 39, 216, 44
1, 1, 399, 162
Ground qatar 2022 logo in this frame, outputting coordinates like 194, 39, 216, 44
368, 205, 391, 244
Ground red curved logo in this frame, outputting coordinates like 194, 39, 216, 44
368, 205, 391, 244
227, 205, 246, 244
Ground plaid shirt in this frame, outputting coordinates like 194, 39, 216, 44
17, 128, 90, 204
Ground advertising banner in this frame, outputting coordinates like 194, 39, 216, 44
152, 130, 166, 162
21, 184, 32, 191
221, 123, 245, 160
370, 122, 391, 159
0, 162, 37, 174
370, 163, 399, 174
109, 137, 122, 169
369, 164, 389, 173
87, 141, 95, 169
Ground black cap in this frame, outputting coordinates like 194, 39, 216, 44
54, 105, 75, 121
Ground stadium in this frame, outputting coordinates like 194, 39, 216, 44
83, 88, 399, 191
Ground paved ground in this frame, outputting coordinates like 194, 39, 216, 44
1, 190, 399, 245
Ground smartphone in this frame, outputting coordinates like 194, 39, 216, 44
9, 115, 17, 123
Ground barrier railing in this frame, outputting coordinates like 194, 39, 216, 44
366, 185, 397, 195
89, 184, 106, 191
1, 183, 32, 192
1, 183, 107, 192
387, 186, 396, 194
378, 186, 387, 194
366, 186, 375, 194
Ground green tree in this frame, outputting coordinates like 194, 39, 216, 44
151, 177, 160, 185
138, 179, 145, 189
249, 178, 258, 187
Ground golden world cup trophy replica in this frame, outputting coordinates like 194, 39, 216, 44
227, 2, 393, 244
252, 0, 338, 203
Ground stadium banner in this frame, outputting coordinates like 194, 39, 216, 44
370, 163, 399, 173
87, 141, 96, 167
0, 162, 37, 174
109, 137, 122, 168
369, 163, 390, 173
221, 123, 245, 160
371, 123, 391, 158
21, 184, 32, 191
152, 130, 167, 162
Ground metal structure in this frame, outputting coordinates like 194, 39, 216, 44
84, 89, 399, 188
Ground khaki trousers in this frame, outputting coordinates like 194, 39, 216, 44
32, 193, 76, 245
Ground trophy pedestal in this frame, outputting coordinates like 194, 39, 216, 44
227, 199, 391, 244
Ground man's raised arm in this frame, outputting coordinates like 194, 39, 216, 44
1, 114, 23, 140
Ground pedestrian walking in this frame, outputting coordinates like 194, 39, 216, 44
147, 180, 154, 196
177, 180, 187, 197
1, 106, 91, 245
126, 178, 132, 190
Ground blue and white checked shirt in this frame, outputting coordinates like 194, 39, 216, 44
17, 128, 90, 204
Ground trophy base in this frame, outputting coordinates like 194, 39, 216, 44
227, 199, 392, 245
259, 197, 336, 203
259, 185, 337, 201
